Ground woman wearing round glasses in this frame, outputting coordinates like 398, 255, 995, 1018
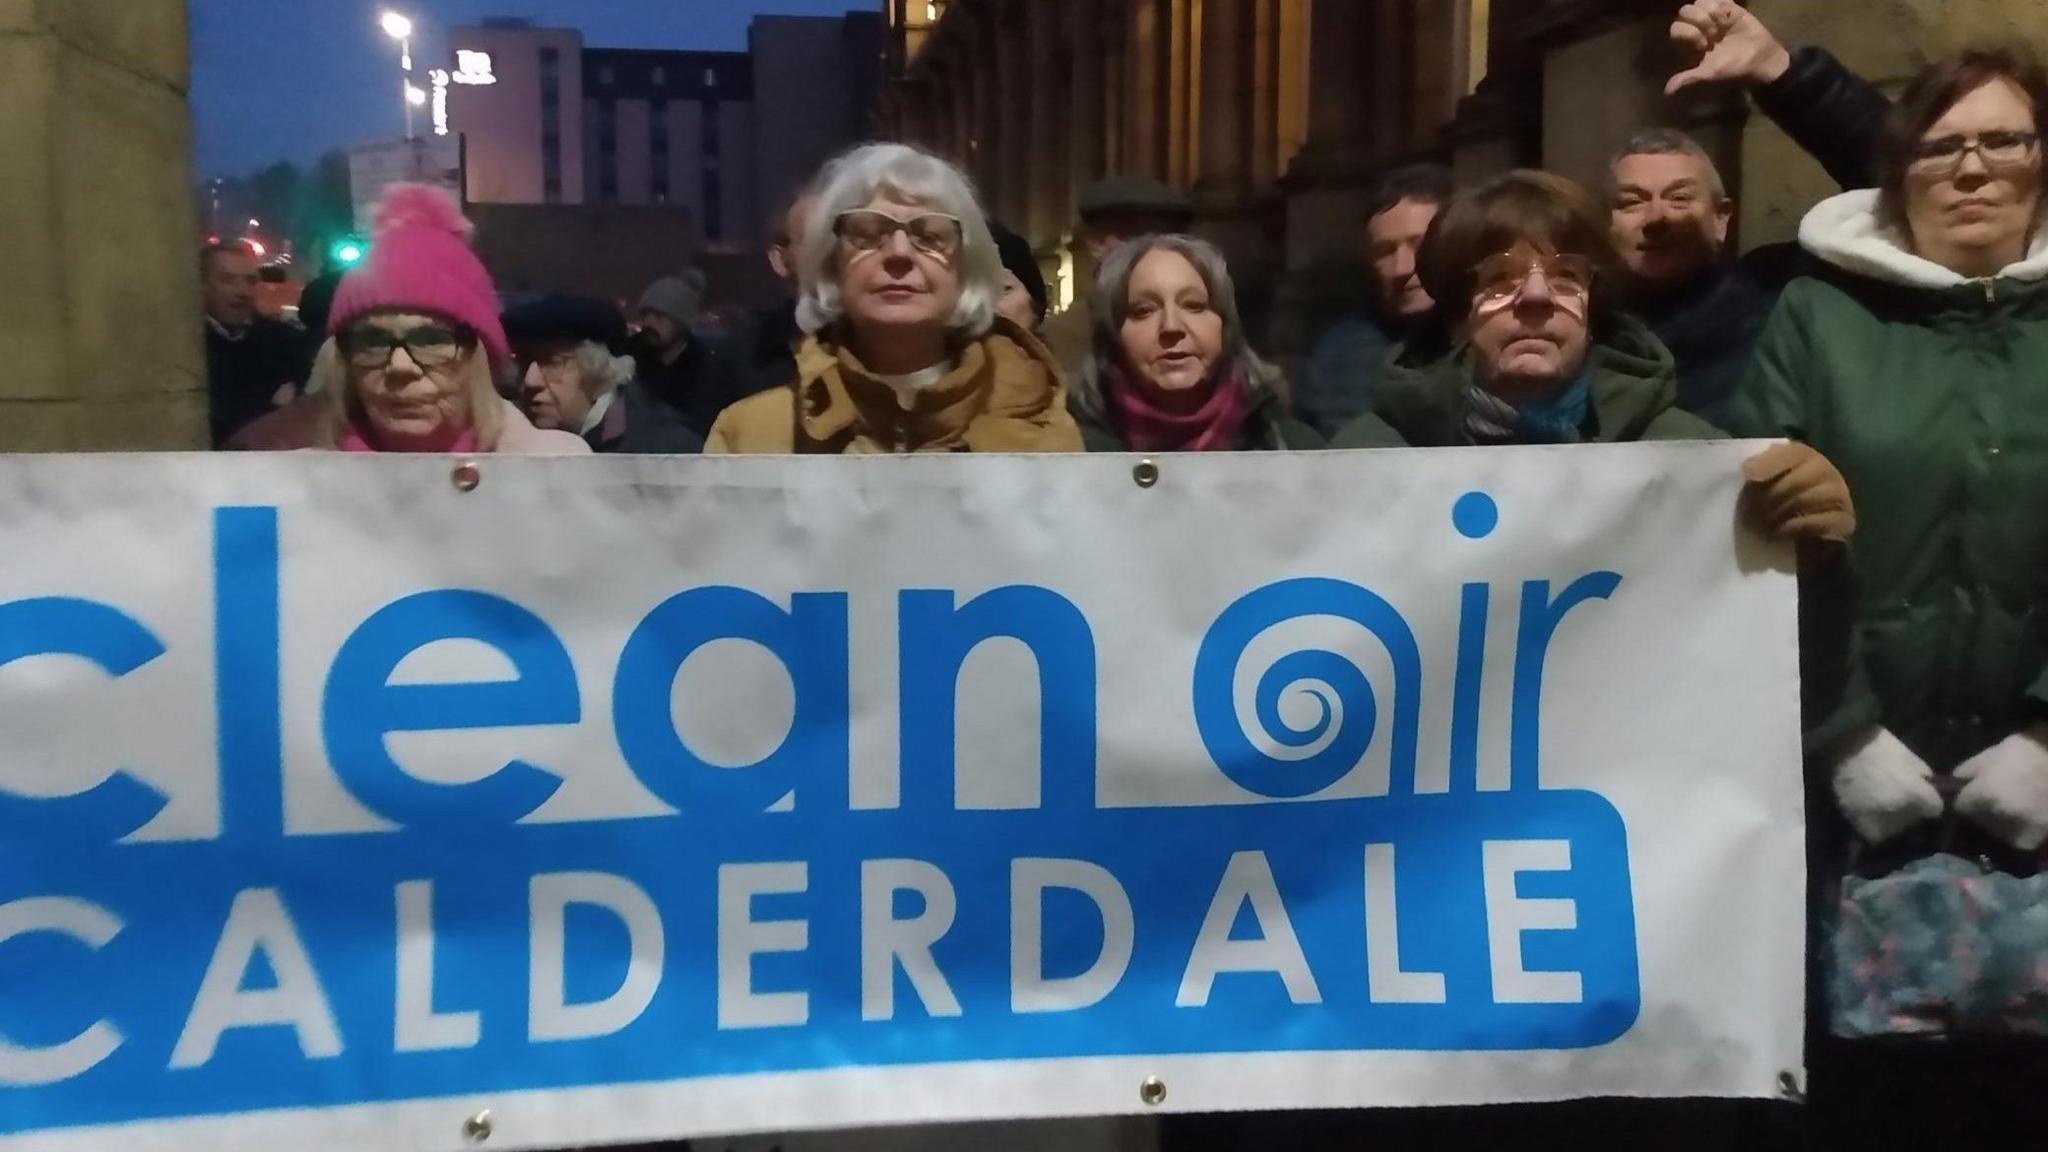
706, 143, 1080, 454
1730, 47, 2048, 1141
1333, 170, 1725, 448
241, 185, 588, 453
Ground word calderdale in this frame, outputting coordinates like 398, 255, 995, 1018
0, 449, 1803, 1151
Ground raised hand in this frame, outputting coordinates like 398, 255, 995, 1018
1667, 0, 1794, 95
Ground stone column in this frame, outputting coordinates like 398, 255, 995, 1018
1286, 0, 1376, 190
948, 55, 974, 169
992, 0, 1029, 229
1164, 0, 1196, 188
1123, 0, 1163, 177
1065, 0, 1105, 222
1025, 0, 1068, 246
0, 0, 206, 450
1100, 1, 1127, 177
966, 14, 997, 199
1192, 0, 1250, 211
1189, 0, 1273, 344
1280, 0, 1378, 271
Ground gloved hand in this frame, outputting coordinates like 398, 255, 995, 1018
1743, 441, 1856, 544
1832, 727, 1944, 845
1954, 725, 2048, 851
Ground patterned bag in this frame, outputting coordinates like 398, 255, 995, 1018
1827, 779, 2048, 1039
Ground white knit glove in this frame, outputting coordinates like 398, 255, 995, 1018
1954, 725, 2048, 851
1832, 727, 1944, 845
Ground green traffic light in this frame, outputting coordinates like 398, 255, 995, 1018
332, 239, 366, 268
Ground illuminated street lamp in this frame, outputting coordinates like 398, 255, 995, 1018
381, 11, 418, 138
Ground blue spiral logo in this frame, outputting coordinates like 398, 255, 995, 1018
1192, 578, 1424, 799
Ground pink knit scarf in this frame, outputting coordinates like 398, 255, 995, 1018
337, 420, 479, 454
1107, 363, 1249, 453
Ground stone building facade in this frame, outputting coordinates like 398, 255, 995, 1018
877, 0, 2048, 353
2, 0, 2045, 449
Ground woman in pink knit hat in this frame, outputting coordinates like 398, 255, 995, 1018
241, 184, 587, 453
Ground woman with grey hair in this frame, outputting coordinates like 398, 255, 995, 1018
707, 142, 1079, 454
1073, 233, 1320, 451
505, 294, 704, 453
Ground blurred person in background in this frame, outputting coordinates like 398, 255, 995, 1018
1037, 175, 1196, 374
631, 269, 726, 440
1294, 163, 1455, 436
507, 295, 703, 454
990, 220, 1050, 333
202, 240, 305, 448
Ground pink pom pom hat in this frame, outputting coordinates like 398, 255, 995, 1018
327, 184, 511, 365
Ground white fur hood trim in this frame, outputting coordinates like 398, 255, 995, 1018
1798, 188, 2048, 288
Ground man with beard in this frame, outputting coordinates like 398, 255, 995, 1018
630, 271, 726, 439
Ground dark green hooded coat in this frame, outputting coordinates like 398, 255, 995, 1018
1728, 189, 2048, 770
1330, 313, 1720, 448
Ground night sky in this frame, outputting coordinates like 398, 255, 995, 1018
190, 0, 871, 180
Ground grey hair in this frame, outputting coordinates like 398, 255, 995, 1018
1073, 233, 1283, 421
569, 341, 637, 399
794, 142, 1000, 339
1608, 128, 1729, 202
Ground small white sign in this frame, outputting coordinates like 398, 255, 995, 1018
452, 50, 497, 86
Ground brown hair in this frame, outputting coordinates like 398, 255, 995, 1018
1419, 169, 1622, 323
1877, 46, 2048, 231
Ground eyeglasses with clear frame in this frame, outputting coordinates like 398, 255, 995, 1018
1908, 130, 2041, 178
1471, 251, 1597, 314
833, 210, 965, 260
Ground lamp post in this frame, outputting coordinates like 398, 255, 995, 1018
381, 11, 416, 138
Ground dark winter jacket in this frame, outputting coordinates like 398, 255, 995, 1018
1635, 262, 1776, 427
1751, 46, 1892, 191
1293, 314, 1398, 437
632, 332, 727, 440
1074, 375, 1324, 452
206, 317, 307, 448
1727, 189, 2048, 771
584, 379, 707, 454
1330, 314, 1720, 448
711, 301, 803, 416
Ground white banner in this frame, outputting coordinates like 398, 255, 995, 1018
0, 445, 1804, 1151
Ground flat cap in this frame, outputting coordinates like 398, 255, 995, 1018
1077, 174, 1194, 222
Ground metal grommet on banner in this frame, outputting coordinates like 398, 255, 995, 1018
1139, 1076, 1167, 1106
451, 461, 482, 493
1775, 1070, 1805, 1104
463, 1109, 495, 1144
1132, 459, 1160, 489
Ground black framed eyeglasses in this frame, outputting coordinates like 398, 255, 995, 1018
833, 209, 964, 259
1909, 130, 2041, 177
338, 324, 476, 370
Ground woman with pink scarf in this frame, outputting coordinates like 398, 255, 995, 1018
1070, 234, 1322, 453
234, 184, 586, 454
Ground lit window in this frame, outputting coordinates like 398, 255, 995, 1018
703, 67, 716, 88
652, 66, 666, 86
